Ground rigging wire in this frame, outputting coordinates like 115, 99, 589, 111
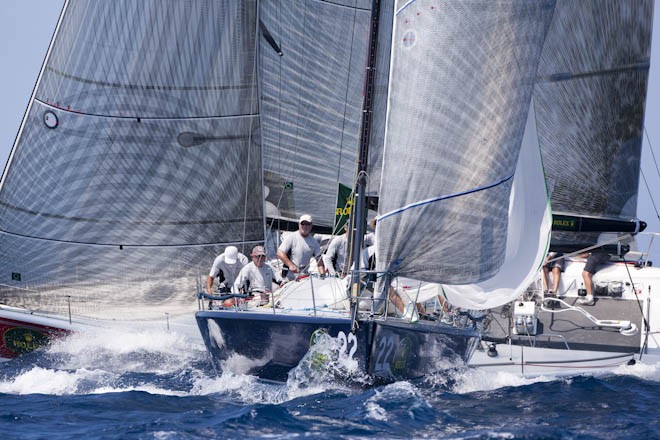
640, 169, 660, 221
642, 127, 660, 221
644, 126, 660, 180
619, 254, 651, 360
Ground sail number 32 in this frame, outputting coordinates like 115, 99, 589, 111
337, 331, 357, 360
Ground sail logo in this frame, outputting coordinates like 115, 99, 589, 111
552, 218, 576, 229
392, 337, 414, 373
334, 184, 353, 233
3, 327, 48, 354
335, 204, 352, 217
402, 30, 416, 48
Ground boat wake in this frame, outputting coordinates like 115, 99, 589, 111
191, 331, 372, 403
0, 324, 209, 396
1, 323, 658, 401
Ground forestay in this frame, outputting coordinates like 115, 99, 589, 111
376, 0, 555, 284
0, 0, 262, 320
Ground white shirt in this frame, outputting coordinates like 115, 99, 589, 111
209, 252, 248, 287
324, 234, 348, 275
278, 231, 321, 277
233, 261, 282, 293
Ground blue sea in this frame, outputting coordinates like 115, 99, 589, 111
1, 326, 658, 440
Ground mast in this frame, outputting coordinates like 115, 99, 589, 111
349, 0, 381, 326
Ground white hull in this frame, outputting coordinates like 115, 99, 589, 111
467, 255, 660, 377
469, 343, 660, 377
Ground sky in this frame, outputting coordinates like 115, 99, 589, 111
1, 1, 659, 260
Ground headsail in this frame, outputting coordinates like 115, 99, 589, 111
0, 0, 262, 319
259, 0, 371, 230
535, 0, 654, 249
365, 0, 394, 197
376, 0, 555, 284
441, 102, 552, 309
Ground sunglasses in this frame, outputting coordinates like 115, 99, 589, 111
301, 222, 312, 226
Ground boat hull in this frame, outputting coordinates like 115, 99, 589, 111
469, 344, 641, 376
0, 306, 73, 360
195, 310, 479, 383
470, 259, 660, 376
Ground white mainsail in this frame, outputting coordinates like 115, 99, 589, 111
0, 0, 262, 320
536, 0, 653, 249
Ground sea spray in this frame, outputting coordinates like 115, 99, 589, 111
0, 322, 210, 396
286, 330, 371, 390
191, 332, 372, 404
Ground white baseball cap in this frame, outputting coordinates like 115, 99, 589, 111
251, 245, 266, 256
224, 246, 238, 264
299, 214, 312, 224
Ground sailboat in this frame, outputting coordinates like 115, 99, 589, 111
195, 0, 559, 383
468, 0, 660, 376
198, 0, 660, 383
0, 1, 267, 358
2, 0, 657, 384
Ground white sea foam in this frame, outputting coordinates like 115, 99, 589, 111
449, 368, 557, 394
448, 357, 660, 394
611, 358, 660, 381
0, 321, 209, 396
46, 322, 206, 374
0, 366, 83, 395
0, 365, 190, 396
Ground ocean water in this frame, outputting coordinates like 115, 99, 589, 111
1, 326, 659, 440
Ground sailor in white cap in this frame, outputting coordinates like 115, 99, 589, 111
232, 245, 285, 305
205, 245, 248, 295
277, 214, 326, 280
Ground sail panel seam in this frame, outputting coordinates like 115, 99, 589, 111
33, 98, 258, 120
0, 229, 262, 249
377, 173, 514, 222
43, 66, 255, 92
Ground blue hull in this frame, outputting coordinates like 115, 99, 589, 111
196, 310, 479, 383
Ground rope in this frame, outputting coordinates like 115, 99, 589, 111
619, 254, 651, 360
377, 173, 513, 221
545, 234, 633, 264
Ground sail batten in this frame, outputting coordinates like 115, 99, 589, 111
378, 173, 515, 223
538, 61, 650, 83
